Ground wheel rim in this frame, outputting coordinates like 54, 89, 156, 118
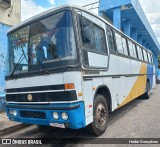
95, 103, 107, 127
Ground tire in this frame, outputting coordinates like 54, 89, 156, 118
144, 82, 150, 99
87, 94, 109, 136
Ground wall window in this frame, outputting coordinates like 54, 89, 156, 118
80, 16, 107, 54
106, 27, 116, 52
137, 46, 143, 60
128, 41, 137, 58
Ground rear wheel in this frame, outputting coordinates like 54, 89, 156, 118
87, 94, 109, 136
144, 82, 150, 99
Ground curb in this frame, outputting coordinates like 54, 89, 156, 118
0, 123, 29, 136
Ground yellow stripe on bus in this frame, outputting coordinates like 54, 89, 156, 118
118, 63, 147, 108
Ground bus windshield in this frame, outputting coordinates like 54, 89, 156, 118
8, 10, 77, 76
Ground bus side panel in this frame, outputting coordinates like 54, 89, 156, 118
152, 65, 156, 88
103, 54, 119, 111
117, 56, 132, 108
117, 63, 147, 108
83, 79, 93, 126
63, 71, 83, 102
130, 59, 142, 99
147, 63, 154, 89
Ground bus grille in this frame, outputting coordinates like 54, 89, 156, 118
20, 111, 46, 119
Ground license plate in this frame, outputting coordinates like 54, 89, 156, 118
50, 123, 65, 128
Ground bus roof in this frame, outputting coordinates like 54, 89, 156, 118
8, 4, 118, 34
8, 4, 152, 54
8, 4, 91, 34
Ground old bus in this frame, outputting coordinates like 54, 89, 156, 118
6, 5, 155, 136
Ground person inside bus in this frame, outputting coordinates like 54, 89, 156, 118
36, 11, 76, 62
35, 30, 57, 63
54, 11, 75, 60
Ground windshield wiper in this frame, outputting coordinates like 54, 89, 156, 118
10, 53, 24, 77
35, 59, 50, 74
28, 52, 49, 74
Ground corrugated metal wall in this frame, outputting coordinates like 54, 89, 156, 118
0, 23, 10, 96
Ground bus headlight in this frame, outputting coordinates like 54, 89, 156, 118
9, 110, 14, 115
53, 112, 59, 120
62, 112, 68, 120
9, 110, 17, 116
13, 110, 17, 116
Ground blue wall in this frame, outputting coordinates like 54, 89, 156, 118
0, 23, 10, 97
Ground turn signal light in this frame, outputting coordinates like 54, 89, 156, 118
64, 83, 75, 90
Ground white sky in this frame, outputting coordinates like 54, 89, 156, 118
21, 0, 160, 43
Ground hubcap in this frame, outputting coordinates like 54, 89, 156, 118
95, 103, 107, 127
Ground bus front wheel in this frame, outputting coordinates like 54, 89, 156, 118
87, 94, 109, 136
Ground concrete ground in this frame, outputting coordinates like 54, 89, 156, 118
1, 84, 160, 146
0, 111, 18, 132
0, 111, 28, 136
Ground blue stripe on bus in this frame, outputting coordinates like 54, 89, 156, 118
147, 64, 153, 88
6, 101, 86, 129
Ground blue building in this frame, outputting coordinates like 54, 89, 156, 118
0, 24, 10, 94
0, 0, 21, 110
0, 24, 10, 110
98, 0, 160, 76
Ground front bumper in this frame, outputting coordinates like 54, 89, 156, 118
6, 101, 86, 129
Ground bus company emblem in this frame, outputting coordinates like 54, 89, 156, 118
27, 94, 33, 101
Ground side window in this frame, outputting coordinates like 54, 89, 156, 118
151, 54, 153, 63
115, 33, 123, 54
80, 16, 107, 54
93, 25, 107, 54
132, 44, 137, 58
106, 27, 116, 52
122, 37, 128, 55
137, 46, 143, 60
147, 52, 151, 63
80, 17, 95, 49
128, 41, 137, 58
143, 49, 148, 62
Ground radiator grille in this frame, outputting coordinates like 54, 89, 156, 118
20, 111, 46, 119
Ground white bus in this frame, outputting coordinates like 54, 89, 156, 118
6, 5, 155, 136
